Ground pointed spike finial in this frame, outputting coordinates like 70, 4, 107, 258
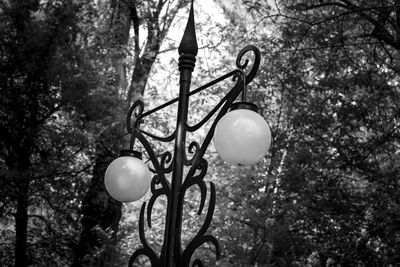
178, 0, 198, 56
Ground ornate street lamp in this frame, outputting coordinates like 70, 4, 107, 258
104, 1, 271, 266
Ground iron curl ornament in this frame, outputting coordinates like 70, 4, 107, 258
103, 1, 271, 266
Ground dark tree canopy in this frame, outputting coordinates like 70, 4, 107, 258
0, 1, 94, 266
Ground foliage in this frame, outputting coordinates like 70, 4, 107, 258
208, 0, 400, 266
0, 1, 97, 266
1, 0, 400, 266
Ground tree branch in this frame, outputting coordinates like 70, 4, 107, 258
130, 3, 140, 62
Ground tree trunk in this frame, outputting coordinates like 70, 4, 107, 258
12, 151, 31, 267
128, 53, 159, 102
15, 181, 29, 267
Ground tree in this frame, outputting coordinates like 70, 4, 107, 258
272, 0, 400, 72
0, 1, 93, 266
267, 2, 400, 264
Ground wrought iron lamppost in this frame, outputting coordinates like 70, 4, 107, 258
104, 1, 272, 266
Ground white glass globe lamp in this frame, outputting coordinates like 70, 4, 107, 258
104, 150, 151, 202
213, 102, 271, 165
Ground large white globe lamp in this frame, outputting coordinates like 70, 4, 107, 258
104, 150, 151, 202
213, 102, 271, 165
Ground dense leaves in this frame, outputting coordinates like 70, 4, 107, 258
0, 0, 96, 266
210, 0, 400, 265
1, 0, 399, 266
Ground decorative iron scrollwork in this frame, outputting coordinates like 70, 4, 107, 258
184, 141, 200, 166
236, 44, 261, 85
160, 151, 173, 173
127, 44, 261, 266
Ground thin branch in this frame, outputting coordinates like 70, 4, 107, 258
265, 2, 400, 51
275, 41, 384, 53
130, 3, 140, 62
157, 36, 224, 54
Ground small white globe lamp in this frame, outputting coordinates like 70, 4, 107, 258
104, 150, 151, 202
213, 102, 271, 165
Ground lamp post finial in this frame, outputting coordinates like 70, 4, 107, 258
178, 0, 198, 56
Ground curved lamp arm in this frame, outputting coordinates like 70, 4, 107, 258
126, 45, 260, 149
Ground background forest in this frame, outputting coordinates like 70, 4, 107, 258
0, 0, 399, 266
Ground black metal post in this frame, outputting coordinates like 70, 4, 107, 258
162, 1, 198, 265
